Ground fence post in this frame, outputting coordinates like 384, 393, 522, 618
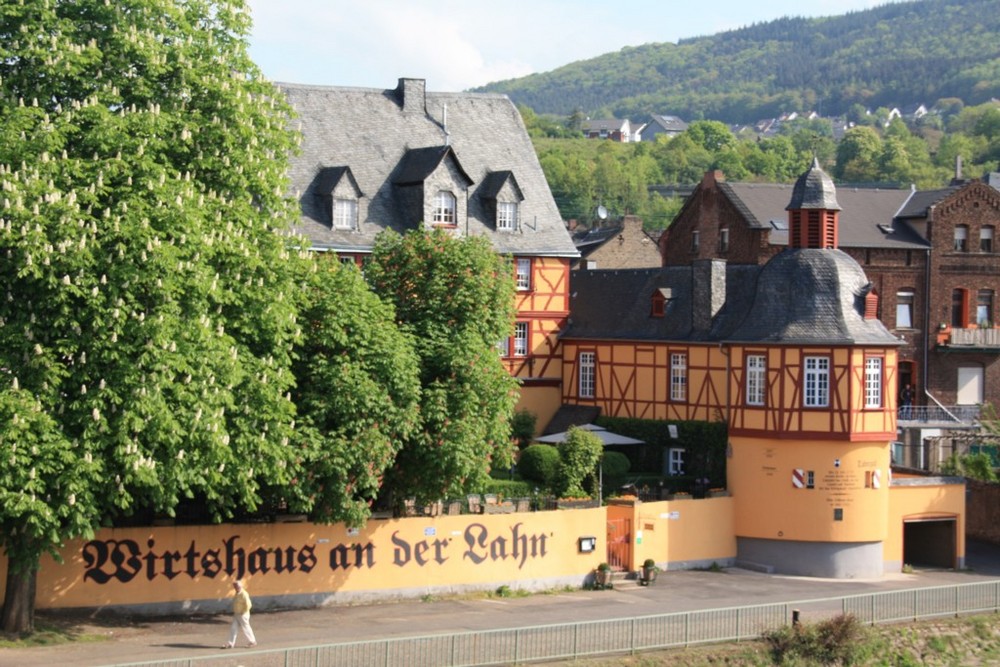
630, 616, 636, 654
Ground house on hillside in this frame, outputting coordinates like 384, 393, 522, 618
556, 161, 965, 577
571, 216, 662, 270
659, 167, 1000, 471
638, 114, 688, 142
280, 78, 579, 427
581, 118, 632, 142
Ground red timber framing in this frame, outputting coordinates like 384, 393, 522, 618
562, 340, 898, 442
504, 257, 570, 382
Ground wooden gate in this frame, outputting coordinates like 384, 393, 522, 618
606, 518, 631, 571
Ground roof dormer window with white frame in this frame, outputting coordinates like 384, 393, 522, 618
498, 201, 518, 232
333, 197, 358, 230
433, 190, 457, 226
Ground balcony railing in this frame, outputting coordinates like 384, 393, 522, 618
898, 404, 981, 425
942, 326, 1000, 348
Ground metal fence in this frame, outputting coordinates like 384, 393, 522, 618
113, 580, 1000, 667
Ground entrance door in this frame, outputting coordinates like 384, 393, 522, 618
606, 519, 631, 572
957, 366, 984, 405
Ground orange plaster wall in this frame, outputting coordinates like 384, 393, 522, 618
8, 509, 607, 611
516, 384, 563, 437
609, 498, 736, 571
730, 437, 890, 542
885, 482, 966, 566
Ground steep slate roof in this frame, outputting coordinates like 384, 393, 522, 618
565, 251, 900, 347
895, 185, 964, 218
723, 249, 901, 346
280, 79, 577, 258
648, 114, 688, 133
718, 182, 928, 249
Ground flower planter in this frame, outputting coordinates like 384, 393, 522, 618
594, 568, 613, 589
640, 566, 658, 586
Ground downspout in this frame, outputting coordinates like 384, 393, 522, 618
922, 246, 931, 400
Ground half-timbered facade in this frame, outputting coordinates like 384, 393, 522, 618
559, 161, 964, 577
281, 79, 579, 425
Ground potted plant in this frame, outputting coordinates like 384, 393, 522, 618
640, 558, 659, 586
594, 562, 613, 589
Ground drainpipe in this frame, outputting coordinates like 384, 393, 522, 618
921, 247, 931, 399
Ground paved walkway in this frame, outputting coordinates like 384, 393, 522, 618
4, 540, 1000, 666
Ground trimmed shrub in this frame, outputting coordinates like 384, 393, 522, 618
518, 444, 560, 488
601, 451, 631, 477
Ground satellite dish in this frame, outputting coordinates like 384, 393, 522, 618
596, 205, 608, 220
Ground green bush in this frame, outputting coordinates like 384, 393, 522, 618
510, 409, 537, 449
518, 444, 561, 488
764, 614, 871, 665
557, 427, 603, 498
481, 478, 533, 498
601, 451, 631, 477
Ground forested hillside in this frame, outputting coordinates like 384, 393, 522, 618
475, 0, 1000, 123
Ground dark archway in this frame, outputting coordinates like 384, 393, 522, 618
903, 519, 957, 569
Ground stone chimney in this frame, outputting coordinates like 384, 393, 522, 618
692, 258, 727, 334
396, 78, 426, 115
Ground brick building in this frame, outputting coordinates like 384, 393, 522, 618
659, 167, 1000, 434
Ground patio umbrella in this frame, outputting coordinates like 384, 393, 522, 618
534, 424, 644, 446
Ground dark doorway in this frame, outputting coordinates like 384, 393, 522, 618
903, 519, 956, 569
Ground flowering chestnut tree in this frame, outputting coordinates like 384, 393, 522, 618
0, 0, 304, 632
365, 230, 520, 508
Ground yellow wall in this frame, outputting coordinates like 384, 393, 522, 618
729, 436, 890, 542
608, 498, 736, 571
885, 482, 966, 567
6, 510, 607, 610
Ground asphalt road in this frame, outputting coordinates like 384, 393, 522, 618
3, 540, 999, 667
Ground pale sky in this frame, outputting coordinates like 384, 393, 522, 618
247, 0, 894, 92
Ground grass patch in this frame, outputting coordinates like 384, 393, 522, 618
0, 621, 109, 648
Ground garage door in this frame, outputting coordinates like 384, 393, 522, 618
902, 518, 956, 569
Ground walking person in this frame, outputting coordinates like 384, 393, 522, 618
223, 580, 257, 649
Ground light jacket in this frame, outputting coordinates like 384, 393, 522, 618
232, 588, 252, 615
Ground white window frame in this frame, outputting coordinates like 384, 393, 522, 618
433, 190, 457, 225
333, 198, 357, 230
804, 356, 830, 407
954, 225, 968, 252
515, 258, 531, 291
981, 226, 994, 253
896, 290, 914, 329
977, 290, 993, 326
746, 354, 766, 406
497, 337, 510, 358
670, 353, 687, 402
578, 352, 595, 399
864, 357, 883, 409
513, 321, 529, 357
498, 201, 518, 231
668, 448, 686, 475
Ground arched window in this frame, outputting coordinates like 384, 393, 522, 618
433, 191, 457, 225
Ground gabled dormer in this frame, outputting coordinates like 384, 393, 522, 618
786, 158, 841, 249
479, 170, 524, 232
650, 287, 673, 318
313, 166, 363, 231
393, 145, 474, 230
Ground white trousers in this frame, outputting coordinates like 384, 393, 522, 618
227, 612, 257, 647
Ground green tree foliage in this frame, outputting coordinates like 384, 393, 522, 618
366, 230, 520, 506
510, 409, 538, 450
0, 0, 303, 633
556, 427, 604, 499
476, 1, 1000, 125
835, 126, 884, 182
289, 261, 421, 528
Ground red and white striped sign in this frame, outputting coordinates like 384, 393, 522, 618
792, 468, 805, 488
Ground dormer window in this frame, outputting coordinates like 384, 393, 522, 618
433, 191, 457, 225
333, 198, 357, 230
650, 288, 672, 318
498, 202, 518, 231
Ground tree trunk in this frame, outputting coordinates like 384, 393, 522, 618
2, 559, 38, 635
